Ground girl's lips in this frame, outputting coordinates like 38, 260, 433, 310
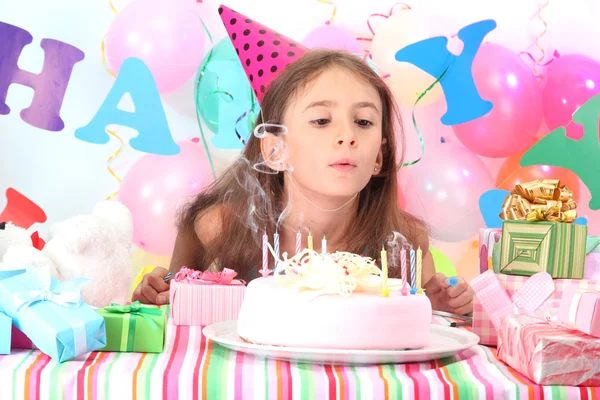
330, 164, 356, 172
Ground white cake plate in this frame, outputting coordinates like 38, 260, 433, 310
203, 321, 480, 365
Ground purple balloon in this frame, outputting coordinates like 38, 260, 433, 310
542, 54, 600, 140
302, 25, 361, 53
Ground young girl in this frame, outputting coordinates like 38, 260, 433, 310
132, 48, 474, 315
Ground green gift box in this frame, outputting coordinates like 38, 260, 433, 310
97, 301, 166, 353
497, 220, 587, 278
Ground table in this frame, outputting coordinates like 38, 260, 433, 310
1, 316, 598, 399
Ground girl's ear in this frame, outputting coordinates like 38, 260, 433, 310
373, 138, 387, 175
260, 134, 288, 172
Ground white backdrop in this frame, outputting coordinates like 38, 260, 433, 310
1, 0, 599, 277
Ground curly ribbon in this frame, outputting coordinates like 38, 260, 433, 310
100, 37, 116, 78
316, 0, 337, 25
529, 0, 551, 82
398, 61, 452, 169
499, 179, 577, 223
174, 266, 245, 286
356, 3, 411, 60
105, 128, 125, 200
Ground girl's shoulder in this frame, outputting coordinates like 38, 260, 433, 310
193, 204, 226, 247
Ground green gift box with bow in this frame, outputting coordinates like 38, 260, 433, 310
97, 301, 166, 353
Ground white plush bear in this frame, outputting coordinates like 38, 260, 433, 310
0, 222, 34, 259
2, 201, 134, 308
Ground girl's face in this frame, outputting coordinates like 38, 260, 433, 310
280, 67, 384, 201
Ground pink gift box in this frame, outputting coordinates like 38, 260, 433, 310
473, 274, 600, 346
11, 325, 34, 349
558, 286, 600, 337
169, 268, 246, 326
478, 228, 501, 275
497, 314, 600, 386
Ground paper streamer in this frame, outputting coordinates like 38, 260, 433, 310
105, 128, 125, 200
316, 0, 337, 25
530, 0, 551, 82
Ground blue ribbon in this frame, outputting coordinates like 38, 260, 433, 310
13, 266, 90, 312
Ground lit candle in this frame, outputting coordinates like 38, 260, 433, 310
410, 246, 416, 290
261, 230, 270, 277
416, 246, 422, 289
308, 230, 313, 251
296, 228, 302, 255
400, 246, 407, 290
322, 235, 327, 255
274, 229, 280, 272
381, 246, 389, 296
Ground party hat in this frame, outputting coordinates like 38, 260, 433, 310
218, 4, 309, 103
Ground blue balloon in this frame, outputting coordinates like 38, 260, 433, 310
195, 39, 260, 149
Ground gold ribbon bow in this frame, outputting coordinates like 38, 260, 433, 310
499, 179, 577, 223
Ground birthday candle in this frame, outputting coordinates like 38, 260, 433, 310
381, 246, 389, 295
274, 229, 280, 271
410, 246, 416, 289
296, 228, 302, 255
400, 246, 407, 289
322, 235, 327, 255
416, 246, 422, 289
308, 230, 313, 251
261, 231, 269, 276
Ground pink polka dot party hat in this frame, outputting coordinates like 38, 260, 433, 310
218, 4, 309, 103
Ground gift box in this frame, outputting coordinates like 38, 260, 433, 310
496, 179, 586, 278
472, 273, 600, 346
11, 325, 34, 349
498, 220, 587, 278
97, 301, 166, 353
0, 312, 11, 354
478, 228, 501, 275
0, 266, 106, 362
557, 285, 600, 337
170, 267, 246, 326
497, 314, 600, 386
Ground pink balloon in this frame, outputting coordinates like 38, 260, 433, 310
452, 43, 543, 158
118, 141, 213, 256
401, 142, 494, 242
542, 54, 600, 140
302, 25, 361, 53
105, 0, 206, 94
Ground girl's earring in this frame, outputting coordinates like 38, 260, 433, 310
374, 166, 379, 172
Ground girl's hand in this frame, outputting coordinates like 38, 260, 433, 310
132, 267, 171, 305
423, 273, 474, 315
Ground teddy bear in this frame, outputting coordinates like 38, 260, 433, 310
1, 200, 134, 308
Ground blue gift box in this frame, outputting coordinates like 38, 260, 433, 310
0, 266, 106, 362
0, 312, 10, 354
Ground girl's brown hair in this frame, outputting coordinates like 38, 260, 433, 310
179, 49, 428, 281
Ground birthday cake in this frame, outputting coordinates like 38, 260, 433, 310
237, 249, 432, 350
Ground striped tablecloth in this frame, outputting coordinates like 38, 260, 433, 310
1, 316, 599, 400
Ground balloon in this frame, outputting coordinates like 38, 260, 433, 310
196, 38, 260, 149
401, 142, 494, 242
370, 10, 445, 107
130, 249, 171, 295
118, 141, 213, 256
496, 150, 581, 202
105, 0, 206, 94
452, 43, 543, 158
302, 25, 361, 53
429, 247, 458, 277
542, 54, 600, 140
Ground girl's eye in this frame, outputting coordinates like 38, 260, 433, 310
311, 119, 330, 126
355, 119, 373, 127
